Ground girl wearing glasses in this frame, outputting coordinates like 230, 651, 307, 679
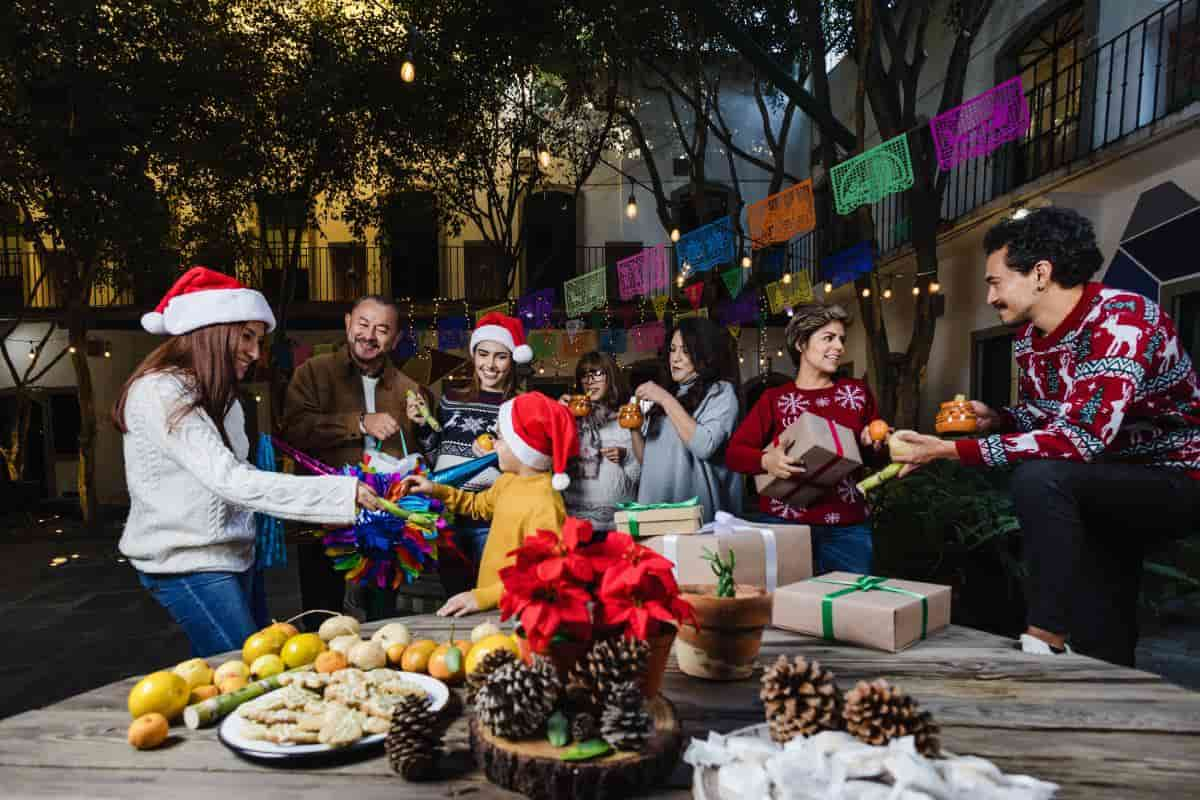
558, 352, 641, 531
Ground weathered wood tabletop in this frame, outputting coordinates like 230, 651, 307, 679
2, 615, 1198, 799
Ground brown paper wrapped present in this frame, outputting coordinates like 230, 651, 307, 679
771, 572, 951, 652
754, 414, 863, 506
638, 513, 812, 592
613, 499, 703, 537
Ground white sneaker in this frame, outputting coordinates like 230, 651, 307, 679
1019, 633, 1072, 655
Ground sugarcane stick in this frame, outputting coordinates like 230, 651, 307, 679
183, 668, 304, 729
857, 462, 903, 494
407, 389, 441, 431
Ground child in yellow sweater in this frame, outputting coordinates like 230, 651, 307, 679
400, 391, 578, 615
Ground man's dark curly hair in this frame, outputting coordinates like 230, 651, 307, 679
982, 206, 1103, 288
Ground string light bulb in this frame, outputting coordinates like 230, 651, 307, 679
929, 280, 941, 293
400, 54, 416, 83
625, 179, 638, 220
741, 255, 751, 269
782, 273, 792, 284
883, 287, 893, 299
776, 348, 784, 358
676, 273, 685, 288
861, 287, 871, 298
785, 307, 794, 317
912, 285, 921, 296
104, 346, 111, 358
670, 227, 681, 243
27, 346, 35, 359
824, 281, 833, 293
738, 354, 744, 364
537, 148, 551, 169
68, 345, 76, 354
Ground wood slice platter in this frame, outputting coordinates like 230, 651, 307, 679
469, 694, 683, 800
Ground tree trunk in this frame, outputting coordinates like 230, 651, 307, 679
67, 307, 99, 527
2, 390, 33, 482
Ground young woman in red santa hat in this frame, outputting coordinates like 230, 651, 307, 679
112, 267, 383, 657
405, 311, 531, 593
400, 391, 579, 616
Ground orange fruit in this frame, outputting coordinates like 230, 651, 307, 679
475, 433, 494, 452
128, 713, 169, 750
867, 419, 890, 442
188, 685, 219, 704
428, 643, 465, 685
400, 639, 437, 673
265, 621, 300, 640
386, 643, 407, 667
314, 650, 349, 674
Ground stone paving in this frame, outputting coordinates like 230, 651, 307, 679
1, 507, 1197, 721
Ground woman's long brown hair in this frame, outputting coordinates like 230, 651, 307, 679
575, 351, 626, 408
112, 323, 247, 449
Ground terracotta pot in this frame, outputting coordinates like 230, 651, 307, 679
569, 395, 592, 417
517, 636, 589, 682
675, 585, 773, 680
617, 401, 643, 430
641, 625, 676, 699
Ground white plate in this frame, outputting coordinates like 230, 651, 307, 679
218, 671, 449, 760
693, 723, 771, 800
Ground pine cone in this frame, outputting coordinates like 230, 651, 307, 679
475, 656, 562, 739
759, 655, 844, 743
568, 636, 649, 709
600, 681, 652, 752
843, 679, 940, 756
466, 647, 517, 703
571, 711, 598, 743
386, 693, 443, 781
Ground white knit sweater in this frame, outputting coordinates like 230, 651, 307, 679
118, 371, 358, 575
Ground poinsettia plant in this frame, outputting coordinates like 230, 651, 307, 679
498, 517, 695, 653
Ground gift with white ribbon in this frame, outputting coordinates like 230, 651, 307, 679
644, 511, 812, 593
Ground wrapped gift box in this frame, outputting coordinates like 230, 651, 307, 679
771, 572, 951, 652
754, 414, 863, 506
614, 501, 703, 537
638, 513, 812, 592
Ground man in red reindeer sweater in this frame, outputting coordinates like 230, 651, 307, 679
893, 207, 1200, 667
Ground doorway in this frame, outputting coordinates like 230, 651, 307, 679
523, 190, 576, 293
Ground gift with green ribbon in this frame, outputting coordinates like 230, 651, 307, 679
772, 571, 951, 652
613, 497, 702, 538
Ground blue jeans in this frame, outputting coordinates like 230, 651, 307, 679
745, 514, 874, 576
137, 569, 265, 658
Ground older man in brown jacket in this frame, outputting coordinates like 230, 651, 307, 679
281, 295, 423, 621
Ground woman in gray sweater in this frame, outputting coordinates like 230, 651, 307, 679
632, 317, 743, 521
560, 352, 641, 530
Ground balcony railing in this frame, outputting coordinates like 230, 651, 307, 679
799, 0, 1200, 271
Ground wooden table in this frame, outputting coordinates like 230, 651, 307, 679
2, 615, 1198, 799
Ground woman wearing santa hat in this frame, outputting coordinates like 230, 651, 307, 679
406, 311, 531, 592
113, 266, 382, 657
401, 391, 578, 616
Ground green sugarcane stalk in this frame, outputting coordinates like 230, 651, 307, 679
701, 548, 737, 598
407, 390, 441, 431
857, 462, 904, 494
183, 668, 305, 729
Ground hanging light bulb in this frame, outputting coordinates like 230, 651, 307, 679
861, 287, 871, 298
27, 345, 35, 359
776, 348, 784, 358
676, 273, 686, 288
254, 394, 262, 403
741, 255, 751, 269
785, 307, 794, 317
104, 346, 112, 358
738, 354, 744, 364
823, 281, 833, 293
538, 365, 546, 375
670, 227, 681, 243
400, 52, 416, 83
912, 285, 921, 296
782, 273, 792, 284
625, 178, 638, 220
929, 280, 941, 293
537, 148, 552, 169
883, 287, 893, 299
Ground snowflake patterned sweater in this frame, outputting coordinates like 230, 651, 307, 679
727, 378, 878, 526
417, 390, 504, 492
956, 282, 1200, 475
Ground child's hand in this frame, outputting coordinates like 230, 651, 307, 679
405, 392, 427, 425
437, 591, 480, 617
398, 474, 434, 497
600, 446, 625, 464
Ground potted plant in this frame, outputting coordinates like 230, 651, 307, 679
675, 548, 773, 680
498, 517, 693, 696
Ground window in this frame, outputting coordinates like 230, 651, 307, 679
381, 192, 439, 299
1015, 2, 1086, 182
256, 193, 310, 301
971, 327, 1016, 412
524, 190, 577, 293
0, 206, 24, 310
463, 241, 507, 302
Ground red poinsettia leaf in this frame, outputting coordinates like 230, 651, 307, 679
535, 559, 566, 583
561, 517, 594, 550
628, 607, 652, 640
564, 553, 595, 583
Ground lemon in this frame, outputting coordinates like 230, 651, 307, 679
128, 671, 190, 721
242, 629, 287, 665
280, 632, 326, 669
465, 633, 520, 675
250, 653, 285, 679
172, 657, 213, 690
470, 621, 501, 643
213, 660, 250, 685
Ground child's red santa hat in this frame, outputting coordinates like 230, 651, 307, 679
142, 266, 276, 335
471, 312, 532, 364
498, 392, 580, 490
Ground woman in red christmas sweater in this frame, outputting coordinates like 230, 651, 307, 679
726, 303, 880, 574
